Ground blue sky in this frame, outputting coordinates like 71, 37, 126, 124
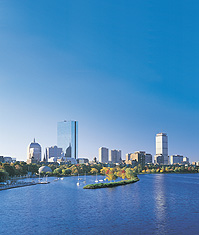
0, 0, 199, 162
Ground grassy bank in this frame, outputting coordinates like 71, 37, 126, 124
83, 177, 139, 189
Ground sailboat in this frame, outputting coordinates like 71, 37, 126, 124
95, 173, 98, 183
83, 172, 86, 184
77, 174, 80, 186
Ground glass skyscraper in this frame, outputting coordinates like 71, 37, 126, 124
57, 120, 78, 159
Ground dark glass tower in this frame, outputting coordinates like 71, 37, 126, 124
57, 120, 78, 159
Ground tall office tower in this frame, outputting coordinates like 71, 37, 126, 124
46, 146, 63, 162
155, 133, 168, 165
109, 149, 122, 163
57, 120, 78, 159
99, 147, 109, 163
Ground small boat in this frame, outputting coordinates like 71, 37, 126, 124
60, 178, 64, 180
95, 173, 98, 183
99, 180, 103, 182
77, 174, 80, 186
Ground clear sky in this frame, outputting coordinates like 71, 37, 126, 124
0, 0, 199, 162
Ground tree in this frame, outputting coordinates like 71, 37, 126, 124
106, 169, 117, 181
90, 168, 98, 174
62, 169, 71, 175
0, 169, 8, 181
53, 168, 62, 175
125, 168, 135, 179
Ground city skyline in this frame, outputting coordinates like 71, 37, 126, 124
0, 1, 199, 162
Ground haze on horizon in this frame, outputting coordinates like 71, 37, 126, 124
0, 0, 199, 162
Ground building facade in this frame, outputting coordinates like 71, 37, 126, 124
46, 146, 63, 162
99, 147, 109, 163
0, 156, 4, 162
57, 120, 78, 159
145, 153, 152, 164
154, 133, 168, 165
126, 151, 152, 166
154, 154, 164, 165
128, 151, 146, 168
27, 138, 41, 163
109, 150, 121, 163
77, 158, 89, 164
170, 155, 183, 165
126, 153, 132, 162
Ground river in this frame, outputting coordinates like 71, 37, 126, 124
0, 174, 199, 235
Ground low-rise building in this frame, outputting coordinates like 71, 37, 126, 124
126, 151, 145, 167
126, 151, 152, 167
3, 157, 12, 163
154, 154, 164, 165
145, 154, 152, 164
182, 157, 189, 165
46, 146, 64, 162
170, 155, 183, 165
77, 158, 89, 164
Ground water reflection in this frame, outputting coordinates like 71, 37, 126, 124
153, 174, 167, 234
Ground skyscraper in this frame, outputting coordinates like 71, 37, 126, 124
57, 120, 78, 159
109, 149, 122, 163
154, 133, 168, 165
99, 147, 109, 163
27, 138, 41, 163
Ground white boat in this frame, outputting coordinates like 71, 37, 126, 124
95, 173, 98, 183
99, 179, 103, 182
77, 174, 80, 186
60, 178, 64, 180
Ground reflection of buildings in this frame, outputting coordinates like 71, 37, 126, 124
99, 147, 109, 163
109, 149, 121, 163
27, 138, 41, 163
154, 133, 168, 165
45, 146, 64, 162
153, 175, 167, 234
57, 120, 78, 159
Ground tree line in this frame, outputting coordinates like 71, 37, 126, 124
0, 161, 198, 182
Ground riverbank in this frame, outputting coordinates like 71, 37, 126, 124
0, 181, 50, 191
83, 177, 139, 189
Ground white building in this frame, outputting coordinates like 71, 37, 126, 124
154, 133, 168, 165
99, 147, 109, 163
27, 138, 41, 163
109, 149, 121, 163
46, 146, 63, 162
183, 157, 189, 164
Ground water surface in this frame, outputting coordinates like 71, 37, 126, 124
0, 174, 199, 235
